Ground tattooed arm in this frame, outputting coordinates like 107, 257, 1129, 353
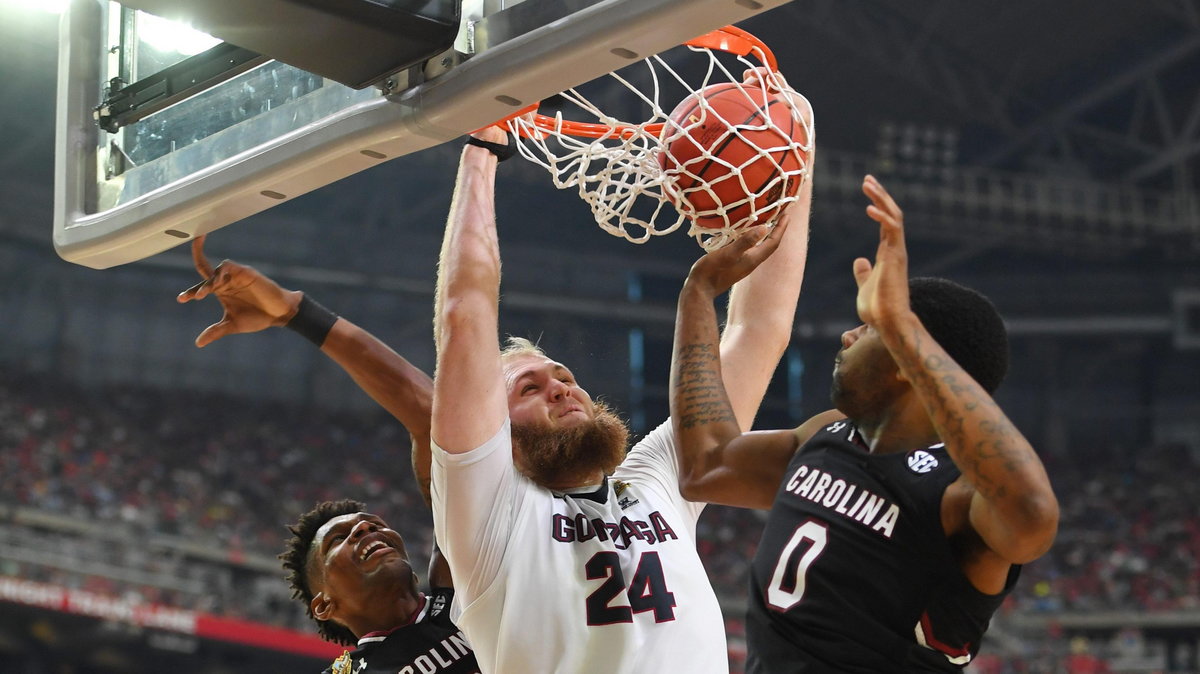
856, 175, 1058, 563
669, 219, 839, 509
669, 96, 817, 506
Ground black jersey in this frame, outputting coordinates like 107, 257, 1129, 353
746, 419, 1018, 674
322, 588, 479, 674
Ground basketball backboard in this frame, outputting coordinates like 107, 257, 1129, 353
54, 0, 795, 269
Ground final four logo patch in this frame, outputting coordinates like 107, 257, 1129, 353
614, 480, 640, 509
612, 480, 639, 509
331, 652, 353, 674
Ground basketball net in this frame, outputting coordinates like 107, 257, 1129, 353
506, 26, 812, 251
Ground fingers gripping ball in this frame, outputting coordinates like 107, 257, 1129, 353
658, 83, 810, 232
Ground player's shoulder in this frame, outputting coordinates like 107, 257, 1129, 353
616, 419, 675, 469
794, 409, 849, 447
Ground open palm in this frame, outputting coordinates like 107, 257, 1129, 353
687, 218, 790, 297
853, 175, 910, 328
176, 236, 300, 347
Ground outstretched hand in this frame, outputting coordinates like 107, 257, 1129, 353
853, 175, 911, 329
686, 218, 790, 298
176, 236, 302, 347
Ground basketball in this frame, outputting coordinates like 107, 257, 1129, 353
658, 82, 809, 231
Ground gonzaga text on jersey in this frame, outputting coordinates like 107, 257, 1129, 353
550, 511, 679, 548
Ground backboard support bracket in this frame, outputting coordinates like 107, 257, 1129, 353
95, 43, 268, 133
54, 0, 796, 269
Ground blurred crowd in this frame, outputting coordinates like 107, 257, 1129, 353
0, 368, 431, 560
1, 368, 1197, 669
0, 367, 431, 629
1014, 441, 1200, 614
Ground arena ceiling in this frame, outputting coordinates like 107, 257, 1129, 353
0, 1, 1198, 315
742, 0, 1200, 193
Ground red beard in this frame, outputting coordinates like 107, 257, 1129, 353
511, 403, 630, 489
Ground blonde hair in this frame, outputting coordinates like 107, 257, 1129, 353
499, 336, 547, 364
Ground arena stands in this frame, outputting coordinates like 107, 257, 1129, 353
2, 368, 1198, 672
1015, 445, 1200, 614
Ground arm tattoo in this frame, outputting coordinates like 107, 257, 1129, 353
897, 325, 1034, 502
674, 343, 738, 429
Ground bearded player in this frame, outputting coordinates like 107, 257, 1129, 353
429, 85, 814, 674
669, 175, 1059, 672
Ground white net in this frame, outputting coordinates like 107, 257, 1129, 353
507, 28, 813, 251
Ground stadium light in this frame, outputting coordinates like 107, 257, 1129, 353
137, 11, 220, 57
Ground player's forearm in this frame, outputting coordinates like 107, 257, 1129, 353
724, 125, 813, 328
322, 319, 433, 433
672, 283, 803, 507
433, 147, 502, 360
671, 282, 742, 489
879, 313, 1058, 536
720, 177, 811, 427
434, 145, 502, 345
431, 145, 507, 452
320, 319, 435, 496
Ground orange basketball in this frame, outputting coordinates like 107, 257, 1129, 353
658, 83, 809, 230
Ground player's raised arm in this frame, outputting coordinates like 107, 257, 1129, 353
430, 126, 510, 454
321, 319, 435, 501
856, 175, 1059, 563
717, 85, 813, 431
670, 88, 815, 506
669, 218, 826, 508
178, 236, 435, 501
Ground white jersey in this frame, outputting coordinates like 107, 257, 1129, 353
431, 419, 729, 674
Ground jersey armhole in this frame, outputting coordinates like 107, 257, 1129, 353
795, 410, 848, 448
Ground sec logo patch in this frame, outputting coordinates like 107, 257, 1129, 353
907, 450, 939, 474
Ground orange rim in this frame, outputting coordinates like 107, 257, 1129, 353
520, 25, 778, 140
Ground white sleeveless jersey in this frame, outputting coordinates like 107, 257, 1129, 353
432, 419, 728, 674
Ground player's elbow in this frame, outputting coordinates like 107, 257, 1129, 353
677, 474, 728, 506
436, 295, 493, 345
677, 481, 701, 502
678, 471, 774, 509
677, 474, 711, 503
674, 446, 727, 504
675, 450, 756, 507
675, 450, 713, 502
1005, 492, 1060, 563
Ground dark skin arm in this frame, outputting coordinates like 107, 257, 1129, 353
178, 236, 447, 582
427, 544, 453, 590
855, 175, 1059, 566
319, 320, 434, 506
178, 237, 435, 501
670, 219, 842, 509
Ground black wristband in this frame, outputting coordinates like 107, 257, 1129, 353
286, 294, 339, 347
465, 132, 517, 162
